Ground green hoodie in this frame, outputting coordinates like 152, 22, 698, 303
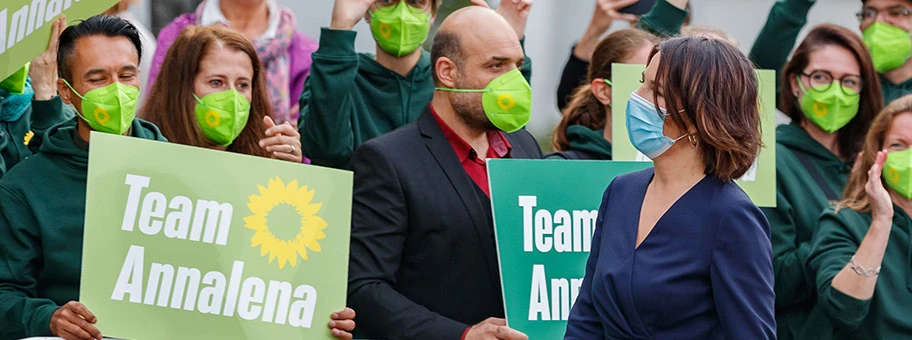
0, 96, 73, 178
761, 123, 851, 340
0, 117, 165, 339
546, 125, 612, 160
879, 75, 912, 105
808, 206, 912, 339
299, 28, 533, 169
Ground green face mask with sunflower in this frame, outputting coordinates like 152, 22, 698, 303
369, 0, 431, 57
436, 68, 532, 133
194, 89, 251, 146
797, 77, 860, 133
63, 79, 139, 135
883, 148, 912, 200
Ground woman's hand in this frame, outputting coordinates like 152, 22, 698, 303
49, 301, 102, 340
259, 116, 303, 163
867, 150, 894, 224
328, 307, 356, 340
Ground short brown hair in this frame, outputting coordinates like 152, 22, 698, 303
653, 36, 761, 182
780, 24, 882, 161
840, 95, 912, 212
140, 26, 270, 158
552, 29, 656, 151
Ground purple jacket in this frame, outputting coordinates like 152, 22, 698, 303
148, 12, 317, 121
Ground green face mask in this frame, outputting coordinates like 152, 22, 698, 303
0, 64, 30, 94
797, 77, 859, 133
194, 89, 251, 146
863, 22, 912, 73
436, 68, 532, 133
883, 148, 912, 200
370, 1, 431, 57
63, 80, 139, 135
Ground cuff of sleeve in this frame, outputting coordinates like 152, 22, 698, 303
460, 326, 471, 340
28, 303, 58, 336
29, 96, 64, 130
822, 286, 871, 329
783, 0, 816, 17
316, 28, 359, 58
638, 0, 688, 37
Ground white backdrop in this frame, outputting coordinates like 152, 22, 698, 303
138, 0, 863, 148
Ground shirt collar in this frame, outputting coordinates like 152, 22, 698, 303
431, 105, 512, 162
200, 0, 281, 41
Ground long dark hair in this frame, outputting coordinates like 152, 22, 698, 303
653, 36, 761, 182
552, 29, 655, 151
780, 24, 882, 161
140, 25, 270, 157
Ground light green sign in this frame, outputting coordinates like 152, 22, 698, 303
610, 63, 777, 207
1, 0, 118, 80
81, 133, 353, 339
490, 159, 651, 339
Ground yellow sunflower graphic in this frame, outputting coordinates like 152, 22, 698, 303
497, 93, 516, 111
244, 177, 327, 269
205, 110, 221, 128
378, 23, 393, 39
887, 168, 901, 184
94, 108, 111, 124
812, 102, 828, 117
23, 131, 34, 146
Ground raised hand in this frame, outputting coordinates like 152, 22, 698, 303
259, 116, 304, 163
49, 301, 102, 340
470, 0, 533, 40
867, 150, 894, 223
595, 0, 640, 27
330, 0, 376, 31
31, 15, 65, 101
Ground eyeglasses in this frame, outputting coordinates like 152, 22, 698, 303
857, 6, 912, 23
800, 70, 863, 96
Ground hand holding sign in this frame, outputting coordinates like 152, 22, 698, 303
30, 15, 65, 101
49, 301, 102, 340
464, 318, 528, 340
329, 307, 356, 340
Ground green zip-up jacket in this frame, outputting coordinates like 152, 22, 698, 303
761, 123, 851, 340
546, 125, 612, 160
0, 96, 72, 178
808, 206, 912, 339
298, 28, 532, 169
0, 117, 165, 340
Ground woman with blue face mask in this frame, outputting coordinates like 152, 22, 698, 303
564, 36, 775, 339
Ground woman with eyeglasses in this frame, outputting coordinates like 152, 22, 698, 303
752, 0, 912, 104
760, 24, 883, 340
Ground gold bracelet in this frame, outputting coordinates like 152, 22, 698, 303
849, 256, 881, 277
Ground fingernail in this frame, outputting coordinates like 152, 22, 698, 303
259, 141, 264, 147
332, 313, 339, 318
330, 321, 337, 327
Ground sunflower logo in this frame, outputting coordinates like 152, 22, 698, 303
244, 177, 328, 269
205, 110, 221, 128
94, 108, 111, 124
23, 131, 34, 146
378, 23, 392, 39
812, 102, 828, 117
497, 93, 516, 111
887, 167, 901, 184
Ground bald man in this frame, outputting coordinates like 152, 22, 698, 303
347, 5, 540, 340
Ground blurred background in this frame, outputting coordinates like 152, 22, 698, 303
130, 0, 861, 150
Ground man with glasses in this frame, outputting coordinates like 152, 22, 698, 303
751, 0, 912, 104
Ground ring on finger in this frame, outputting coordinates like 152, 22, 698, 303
289, 145, 296, 154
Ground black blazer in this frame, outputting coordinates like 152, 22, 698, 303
347, 109, 543, 340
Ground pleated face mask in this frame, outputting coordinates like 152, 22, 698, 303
370, 1, 431, 57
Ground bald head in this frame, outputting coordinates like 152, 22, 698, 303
431, 6, 523, 86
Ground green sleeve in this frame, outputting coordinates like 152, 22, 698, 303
0, 127, 9, 178
0, 185, 60, 338
761, 190, 814, 308
807, 211, 872, 330
636, 0, 688, 38
749, 0, 816, 81
520, 38, 533, 84
298, 28, 361, 168
28, 96, 72, 154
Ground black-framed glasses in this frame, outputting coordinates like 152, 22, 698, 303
800, 70, 863, 96
856, 6, 912, 23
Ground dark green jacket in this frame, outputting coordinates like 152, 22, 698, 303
761, 123, 851, 340
0, 117, 165, 339
0, 96, 72, 178
808, 206, 912, 339
298, 28, 532, 169
749, 0, 816, 89
879, 74, 912, 105
546, 126, 612, 160
636, 0, 688, 38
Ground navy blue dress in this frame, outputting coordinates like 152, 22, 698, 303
565, 168, 776, 339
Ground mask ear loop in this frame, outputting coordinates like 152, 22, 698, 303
61, 78, 95, 123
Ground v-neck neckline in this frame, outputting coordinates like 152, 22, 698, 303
632, 169, 710, 250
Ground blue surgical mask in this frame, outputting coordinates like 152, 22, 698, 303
625, 92, 687, 159
0, 79, 34, 122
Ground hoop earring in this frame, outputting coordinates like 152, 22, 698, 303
688, 134, 698, 147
